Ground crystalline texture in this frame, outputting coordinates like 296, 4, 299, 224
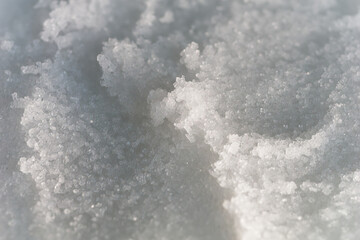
0, 0, 360, 240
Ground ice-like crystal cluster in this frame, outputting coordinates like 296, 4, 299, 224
1, 0, 360, 239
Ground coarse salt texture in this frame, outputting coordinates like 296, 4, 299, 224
0, 0, 360, 239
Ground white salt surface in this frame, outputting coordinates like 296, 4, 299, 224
1, 0, 360, 239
